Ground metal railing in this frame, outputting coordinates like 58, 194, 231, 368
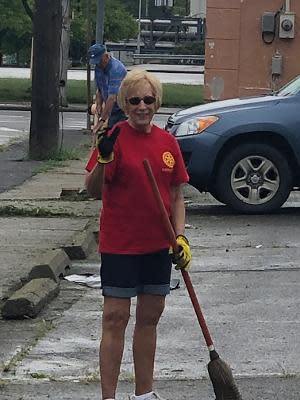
133, 53, 205, 65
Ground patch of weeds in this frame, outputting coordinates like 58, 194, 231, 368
0, 378, 7, 387
32, 148, 82, 174
32, 159, 67, 174
34, 319, 54, 341
0, 205, 76, 217
30, 372, 48, 379
2, 319, 55, 373
281, 373, 297, 379
119, 371, 135, 382
2, 346, 32, 373
47, 148, 82, 161
81, 142, 93, 151
80, 371, 100, 383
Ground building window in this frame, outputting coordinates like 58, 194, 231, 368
155, 0, 174, 7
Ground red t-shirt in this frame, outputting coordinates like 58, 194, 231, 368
86, 121, 189, 254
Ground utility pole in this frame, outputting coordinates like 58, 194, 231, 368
60, 0, 71, 107
137, 0, 142, 54
96, 0, 105, 44
86, 0, 92, 130
29, 0, 62, 159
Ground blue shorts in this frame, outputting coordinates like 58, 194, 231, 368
100, 249, 172, 298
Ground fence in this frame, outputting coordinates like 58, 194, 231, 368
133, 53, 205, 65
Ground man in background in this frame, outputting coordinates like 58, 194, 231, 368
88, 44, 127, 143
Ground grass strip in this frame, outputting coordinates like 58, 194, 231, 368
0, 78, 204, 108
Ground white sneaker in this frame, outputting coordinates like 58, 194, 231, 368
149, 394, 165, 400
128, 393, 165, 400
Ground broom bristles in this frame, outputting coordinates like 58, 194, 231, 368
207, 351, 242, 400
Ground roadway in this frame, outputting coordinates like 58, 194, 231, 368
0, 64, 199, 146
0, 110, 170, 147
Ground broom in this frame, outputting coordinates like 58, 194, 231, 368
143, 159, 242, 400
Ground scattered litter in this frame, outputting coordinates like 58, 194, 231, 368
64, 274, 101, 288
170, 278, 180, 290
185, 223, 196, 229
255, 244, 263, 249
64, 275, 180, 291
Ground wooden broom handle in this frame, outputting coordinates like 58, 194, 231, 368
143, 159, 214, 348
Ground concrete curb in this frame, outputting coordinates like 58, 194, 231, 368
85, 217, 100, 244
29, 249, 71, 283
1, 229, 96, 319
0, 103, 180, 115
0, 104, 87, 112
62, 229, 96, 260
1, 278, 60, 319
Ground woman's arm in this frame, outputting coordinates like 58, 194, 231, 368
170, 184, 186, 236
85, 163, 105, 200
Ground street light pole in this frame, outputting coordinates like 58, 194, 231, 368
96, 0, 105, 44
137, 0, 142, 55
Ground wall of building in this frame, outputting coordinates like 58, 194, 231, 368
190, 0, 206, 18
204, 0, 300, 100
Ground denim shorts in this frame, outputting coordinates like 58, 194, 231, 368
100, 249, 172, 298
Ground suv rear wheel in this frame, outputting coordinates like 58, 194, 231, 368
215, 142, 292, 213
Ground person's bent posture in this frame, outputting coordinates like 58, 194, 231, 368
87, 44, 127, 147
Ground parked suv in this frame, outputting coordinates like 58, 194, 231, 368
165, 75, 300, 214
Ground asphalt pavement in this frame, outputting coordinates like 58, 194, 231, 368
0, 108, 299, 399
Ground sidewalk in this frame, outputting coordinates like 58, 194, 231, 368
0, 130, 99, 318
1, 129, 299, 399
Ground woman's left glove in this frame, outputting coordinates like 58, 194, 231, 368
172, 234, 192, 271
97, 126, 121, 164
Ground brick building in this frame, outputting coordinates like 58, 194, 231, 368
204, 0, 299, 100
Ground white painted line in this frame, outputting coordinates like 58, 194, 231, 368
0, 127, 24, 132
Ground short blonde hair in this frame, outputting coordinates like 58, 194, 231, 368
118, 69, 162, 112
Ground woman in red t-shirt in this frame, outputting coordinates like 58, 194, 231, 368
85, 69, 191, 400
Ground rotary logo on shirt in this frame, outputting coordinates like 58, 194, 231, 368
162, 151, 175, 172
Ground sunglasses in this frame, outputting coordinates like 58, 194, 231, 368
127, 96, 156, 106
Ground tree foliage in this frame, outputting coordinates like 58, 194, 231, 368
104, 1, 137, 41
0, 0, 34, 63
69, 0, 138, 64
0, 0, 191, 65
1, 0, 138, 65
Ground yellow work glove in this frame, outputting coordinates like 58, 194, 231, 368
97, 126, 121, 164
172, 234, 192, 271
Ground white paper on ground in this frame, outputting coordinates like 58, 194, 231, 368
64, 275, 180, 291
64, 274, 101, 288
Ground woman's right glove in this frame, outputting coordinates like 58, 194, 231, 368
172, 234, 192, 271
97, 126, 121, 164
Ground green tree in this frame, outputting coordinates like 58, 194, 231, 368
104, 0, 138, 41
0, 0, 138, 66
0, 0, 34, 65
69, 0, 137, 64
